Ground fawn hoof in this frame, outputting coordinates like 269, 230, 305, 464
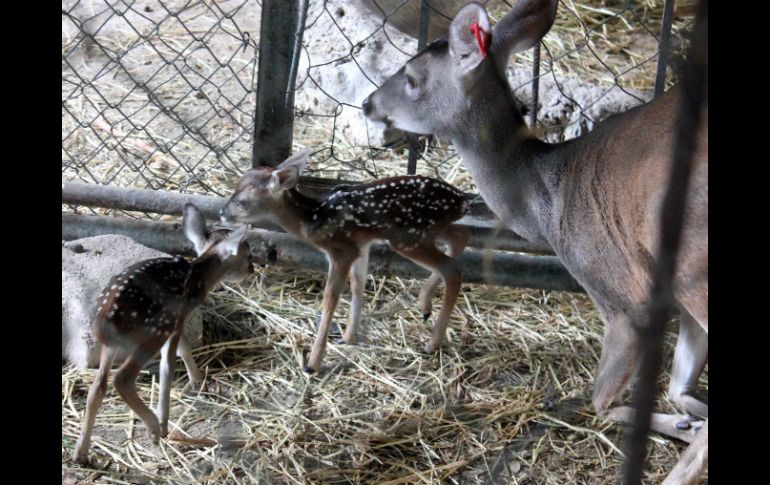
423, 312, 431, 322
675, 419, 691, 430
73, 450, 89, 465
675, 416, 704, 443
303, 365, 317, 374
189, 377, 205, 393
420, 341, 439, 354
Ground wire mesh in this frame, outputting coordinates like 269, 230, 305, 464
62, 0, 696, 214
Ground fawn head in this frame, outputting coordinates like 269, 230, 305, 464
219, 149, 311, 225
183, 203, 252, 283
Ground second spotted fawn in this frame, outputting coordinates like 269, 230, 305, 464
220, 149, 470, 372
74, 204, 252, 463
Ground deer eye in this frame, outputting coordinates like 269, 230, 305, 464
237, 200, 249, 209
405, 74, 418, 89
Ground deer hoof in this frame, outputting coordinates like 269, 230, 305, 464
420, 341, 439, 354
73, 451, 89, 465
675, 419, 691, 430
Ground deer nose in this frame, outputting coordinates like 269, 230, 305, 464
219, 205, 230, 222
362, 96, 372, 115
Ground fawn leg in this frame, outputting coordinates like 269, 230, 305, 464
395, 243, 462, 353
73, 345, 116, 464
305, 252, 356, 372
113, 341, 164, 444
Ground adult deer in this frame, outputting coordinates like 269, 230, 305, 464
362, 1, 708, 482
220, 149, 470, 373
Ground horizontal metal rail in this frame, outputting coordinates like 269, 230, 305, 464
62, 180, 555, 255
62, 213, 584, 293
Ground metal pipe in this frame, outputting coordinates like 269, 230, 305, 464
61, 181, 555, 255
405, 0, 432, 176
61, 213, 584, 293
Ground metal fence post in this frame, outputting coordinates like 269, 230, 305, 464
654, 0, 676, 98
406, 0, 432, 175
252, 0, 307, 167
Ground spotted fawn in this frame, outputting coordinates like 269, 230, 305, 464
220, 149, 469, 372
74, 203, 252, 463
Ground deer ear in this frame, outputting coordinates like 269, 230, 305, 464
182, 203, 209, 256
490, 0, 558, 74
218, 225, 249, 257
276, 148, 311, 174
449, 3, 491, 88
267, 149, 310, 192
266, 165, 299, 192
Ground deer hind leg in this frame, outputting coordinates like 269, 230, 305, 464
73, 345, 116, 464
668, 307, 708, 419
662, 419, 708, 485
342, 244, 370, 345
176, 333, 202, 392
395, 242, 462, 354
157, 331, 182, 438
418, 225, 469, 320
305, 251, 357, 373
113, 339, 164, 444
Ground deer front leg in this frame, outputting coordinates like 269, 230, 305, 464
342, 246, 370, 345
305, 254, 355, 373
592, 310, 642, 417
604, 406, 705, 443
596, 308, 705, 443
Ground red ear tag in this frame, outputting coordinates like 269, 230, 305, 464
470, 22, 490, 59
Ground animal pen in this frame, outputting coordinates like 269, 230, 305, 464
62, 0, 707, 483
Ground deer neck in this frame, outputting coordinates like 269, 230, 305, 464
183, 255, 223, 307
274, 188, 322, 239
450, 103, 569, 247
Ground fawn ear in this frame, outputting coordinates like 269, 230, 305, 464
267, 149, 311, 192
183, 203, 209, 256
218, 225, 249, 257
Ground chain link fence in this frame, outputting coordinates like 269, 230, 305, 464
62, 0, 695, 218
62, 0, 260, 203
